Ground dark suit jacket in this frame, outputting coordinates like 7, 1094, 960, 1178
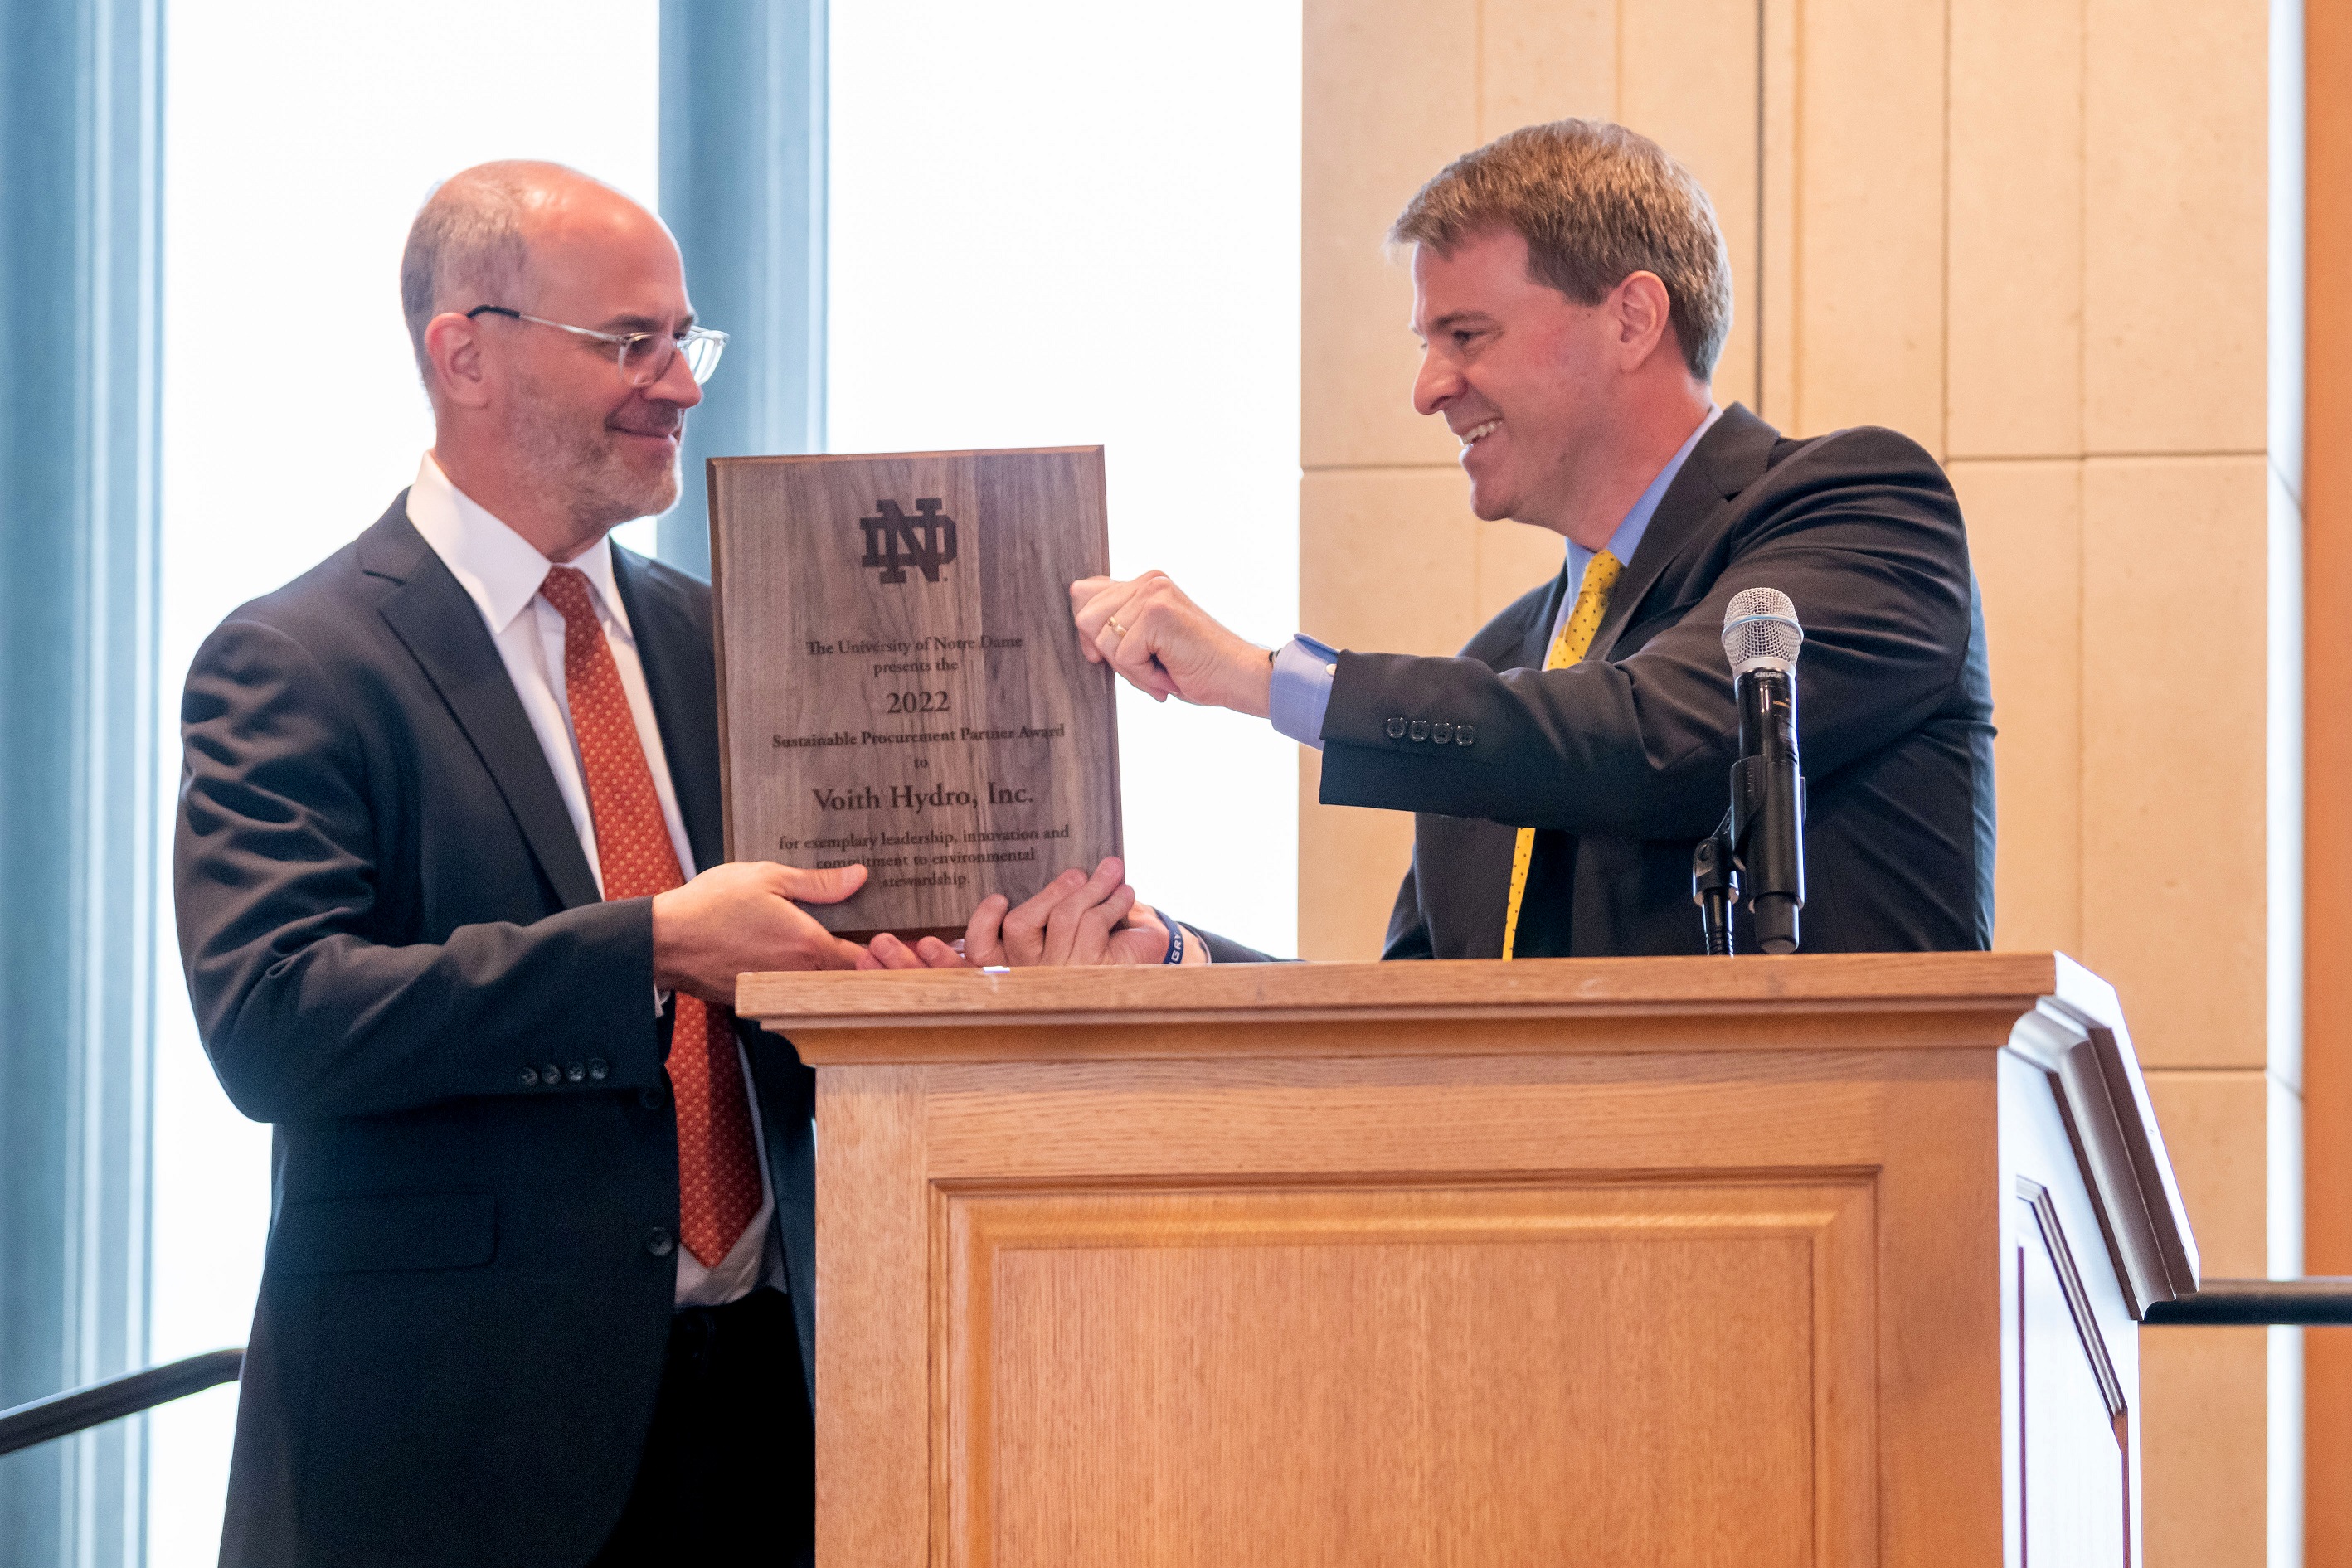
174, 495, 815, 1568
1318, 404, 1995, 958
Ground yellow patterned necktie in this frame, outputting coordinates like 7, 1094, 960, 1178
1500, 548, 1622, 960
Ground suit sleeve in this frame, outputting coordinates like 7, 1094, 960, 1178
1198, 928, 1281, 964
1317, 431, 1973, 842
175, 617, 668, 1124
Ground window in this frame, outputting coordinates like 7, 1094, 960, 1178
146, 4, 1299, 1555
150, 5, 660, 1556
829, 0, 1303, 954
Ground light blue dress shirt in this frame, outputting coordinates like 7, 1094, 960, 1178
1270, 405, 1722, 750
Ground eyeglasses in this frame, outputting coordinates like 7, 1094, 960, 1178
464, 305, 729, 387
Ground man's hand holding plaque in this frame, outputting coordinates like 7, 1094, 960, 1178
859, 569, 1266, 971
866, 856, 1202, 970
652, 861, 882, 999
1069, 570, 1276, 715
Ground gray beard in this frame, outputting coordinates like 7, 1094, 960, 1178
508, 393, 681, 535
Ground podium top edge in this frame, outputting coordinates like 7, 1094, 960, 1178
739, 951, 2083, 1045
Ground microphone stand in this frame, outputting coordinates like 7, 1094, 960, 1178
1692, 813, 1737, 957
1701, 591, 1809, 956
1691, 682, 1808, 956
1729, 667, 1805, 954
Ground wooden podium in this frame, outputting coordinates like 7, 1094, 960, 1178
740, 953, 2198, 1567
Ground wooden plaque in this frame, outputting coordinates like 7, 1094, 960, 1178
708, 446, 1120, 941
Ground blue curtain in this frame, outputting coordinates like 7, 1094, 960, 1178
0, 6, 820, 1560
0, 0, 165, 1564
657, 0, 829, 577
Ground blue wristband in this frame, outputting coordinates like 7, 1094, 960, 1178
1162, 914, 1185, 965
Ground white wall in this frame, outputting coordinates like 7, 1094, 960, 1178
151, 4, 658, 1556
828, 0, 1304, 955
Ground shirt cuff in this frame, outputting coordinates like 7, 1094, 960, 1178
1269, 634, 1339, 751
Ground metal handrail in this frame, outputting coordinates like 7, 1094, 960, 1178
0, 1347, 245, 1458
0, 1280, 2335, 1459
2144, 1278, 2352, 1326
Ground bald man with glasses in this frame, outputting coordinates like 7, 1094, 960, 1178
176, 161, 845, 1567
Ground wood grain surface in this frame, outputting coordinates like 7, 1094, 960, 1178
743, 950, 2072, 1040
709, 448, 1119, 939
806, 954, 2183, 1566
945, 1180, 1872, 1566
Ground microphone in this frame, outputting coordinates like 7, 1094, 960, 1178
1721, 589, 1806, 954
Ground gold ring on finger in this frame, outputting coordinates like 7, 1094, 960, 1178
1108, 618, 1128, 636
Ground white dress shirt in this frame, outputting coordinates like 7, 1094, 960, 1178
406, 452, 776, 1308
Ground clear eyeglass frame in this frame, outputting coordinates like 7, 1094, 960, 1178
464, 305, 729, 387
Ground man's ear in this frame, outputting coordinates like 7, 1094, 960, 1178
1610, 271, 1677, 371
423, 310, 492, 409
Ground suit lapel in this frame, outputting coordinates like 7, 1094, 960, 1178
1513, 569, 1572, 671
1594, 403, 1780, 658
612, 549, 726, 876
361, 498, 605, 912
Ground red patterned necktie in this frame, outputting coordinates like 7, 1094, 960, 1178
539, 565, 761, 1267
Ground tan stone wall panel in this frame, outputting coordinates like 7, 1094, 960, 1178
1297, 749, 1417, 959
1477, 0, 1616, 134
2140, 1326, 2272, 1568
2136, 1069, 2277, 1568
1949, 459, 2082, 952
1616, 0, 1762, 409
2081, 0, 2267, 454
1756, 0, 1800, 428
1303, 0, 1480, 471
1300, 468, 1482, 655
1946, 0, 2085, 458
1790, 0, 1946, 449
2145, 1069, 2274, 1275
2080, 456, 2270, 1068
1475, 517, 1567, 626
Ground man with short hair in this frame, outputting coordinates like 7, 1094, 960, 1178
177, 161, 851, 1566
1066, 119, 1995, 959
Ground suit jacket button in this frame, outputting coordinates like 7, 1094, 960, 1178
589, 1058, 610, 1081
541, 1063, 562, 1087
1409, 720, 1428, 742
1431, 721, 1451, 743
644, 1227, 676, 1258
1456, 725, 1476, 746
639, 1085, 668, 1110
518, 1066, 539, 1086
565, 1061, 586, 1083
1386, 716, 1407, 739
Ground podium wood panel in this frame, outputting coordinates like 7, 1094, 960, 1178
947, 1180, 1871, 1566
746, 954, 2197, 1566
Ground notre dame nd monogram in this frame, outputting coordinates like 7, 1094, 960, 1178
858, 498, 960, 585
